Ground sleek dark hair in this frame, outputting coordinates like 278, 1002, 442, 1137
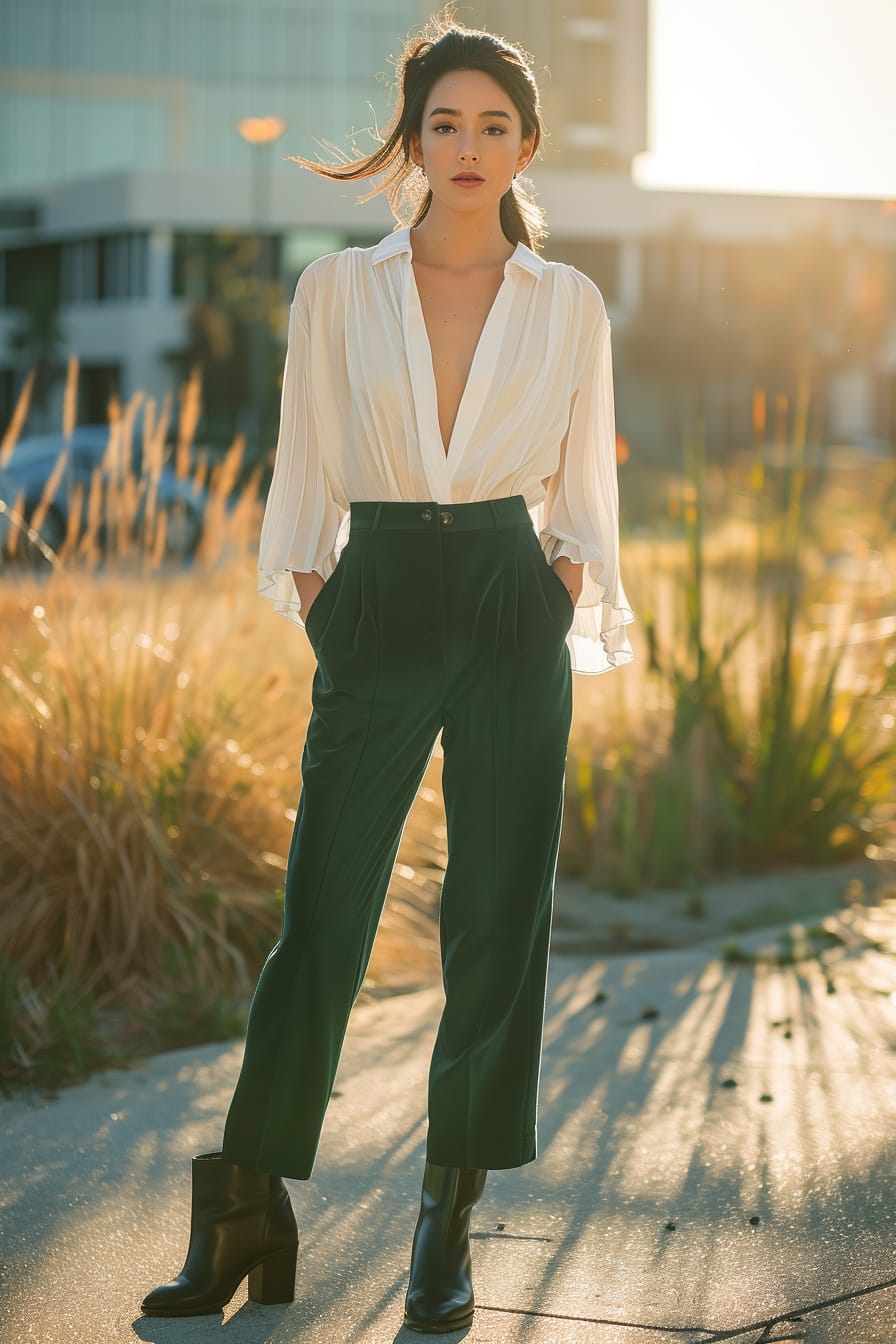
286, 5, 548, 250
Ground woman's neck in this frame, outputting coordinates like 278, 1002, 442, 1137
409, 205, 515, 270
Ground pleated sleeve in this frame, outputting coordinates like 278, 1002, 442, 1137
257, 275, 343, 629
539, 306, 636, 674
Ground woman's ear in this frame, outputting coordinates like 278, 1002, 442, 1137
408, 131, 424, 171
516, 132, 537, 175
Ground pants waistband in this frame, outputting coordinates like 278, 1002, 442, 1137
347, 495, 532, 533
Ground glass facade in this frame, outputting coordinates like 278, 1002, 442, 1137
1, 234, 150, 306
0, 0, 425, 189
459, 0, 621, 173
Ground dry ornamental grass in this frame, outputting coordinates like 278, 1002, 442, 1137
1, 360, 894, 1090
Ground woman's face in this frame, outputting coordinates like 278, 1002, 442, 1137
409, 68, 536, 216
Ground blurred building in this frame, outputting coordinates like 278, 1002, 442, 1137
469, 0, 648, 176
0, 0, 894, 458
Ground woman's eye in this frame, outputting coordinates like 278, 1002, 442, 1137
431, 124, 506, 135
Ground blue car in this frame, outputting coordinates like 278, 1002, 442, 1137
0, 423, 215, 564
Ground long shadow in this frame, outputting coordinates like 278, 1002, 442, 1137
2, 919, 896, 1342
470, 936, 896, 1338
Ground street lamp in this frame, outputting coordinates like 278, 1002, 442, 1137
237, 115, 287, 460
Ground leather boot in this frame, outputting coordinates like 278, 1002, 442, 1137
403, 1160, 488, 1334
140, 1151, 299, 1316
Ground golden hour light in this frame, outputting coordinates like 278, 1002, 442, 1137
1, 5, 895, 1340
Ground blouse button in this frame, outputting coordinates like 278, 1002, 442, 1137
440, 510, 454, 525
421, 508, 433, 521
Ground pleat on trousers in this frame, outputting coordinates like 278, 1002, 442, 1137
221, 494, 574, 1179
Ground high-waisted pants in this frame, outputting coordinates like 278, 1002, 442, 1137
221, 494, 575, 1180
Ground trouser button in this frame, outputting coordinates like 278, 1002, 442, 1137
440, 510, 453, 525
421, 508, 433, 521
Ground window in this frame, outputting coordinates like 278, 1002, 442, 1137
172, 230, 282, 302
61, 239, 98, 303
99, 234, 148, 300
4, 243, 61, 309
59, 234, 148, 302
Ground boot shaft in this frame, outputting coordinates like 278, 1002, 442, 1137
189, 1152, 296, 1242
404, 1162, 489, 1333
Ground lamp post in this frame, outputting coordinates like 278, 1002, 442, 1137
237, 115, 287, 461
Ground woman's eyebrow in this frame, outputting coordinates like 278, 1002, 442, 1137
427, 107, 512, 119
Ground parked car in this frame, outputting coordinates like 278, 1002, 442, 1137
0, 423, 216, 563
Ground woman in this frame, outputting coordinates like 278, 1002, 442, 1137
140, 7, 635, 1333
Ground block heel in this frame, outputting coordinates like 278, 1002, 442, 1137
248, 1244, 299, 1305
140, 1151, 299, 1317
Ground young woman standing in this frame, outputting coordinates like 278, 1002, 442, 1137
141, 8, 635, 1334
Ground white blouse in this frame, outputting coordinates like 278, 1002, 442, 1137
258, 223, 635, 675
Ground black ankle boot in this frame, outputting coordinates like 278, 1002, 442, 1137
140, 1151, 299, 1317
403, 1160, 488, 1334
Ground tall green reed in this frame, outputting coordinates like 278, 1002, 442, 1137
569, 381, 896, 894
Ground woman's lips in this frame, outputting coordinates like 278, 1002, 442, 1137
452, 176, 484, 187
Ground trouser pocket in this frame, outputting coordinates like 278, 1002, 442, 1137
303, 546, 350, 649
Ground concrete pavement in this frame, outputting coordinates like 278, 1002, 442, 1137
2, 876, 896, 1343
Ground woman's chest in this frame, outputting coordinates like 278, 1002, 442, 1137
410, 262, 507, 438
312, 268, 573, 432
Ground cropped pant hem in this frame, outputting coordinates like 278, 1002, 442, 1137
425, 1128, 538, 1171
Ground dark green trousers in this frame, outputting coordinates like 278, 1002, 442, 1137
221, 495, 574, 1179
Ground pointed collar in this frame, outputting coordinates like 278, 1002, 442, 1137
370, 225, 546, 279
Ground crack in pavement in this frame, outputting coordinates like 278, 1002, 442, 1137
470, 1273, 896, 1341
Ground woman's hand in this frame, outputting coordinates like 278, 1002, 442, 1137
292, 570, 326, 631
551, 555, 584, 608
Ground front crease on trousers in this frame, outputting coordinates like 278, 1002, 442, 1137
221, 494, 574, 1179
